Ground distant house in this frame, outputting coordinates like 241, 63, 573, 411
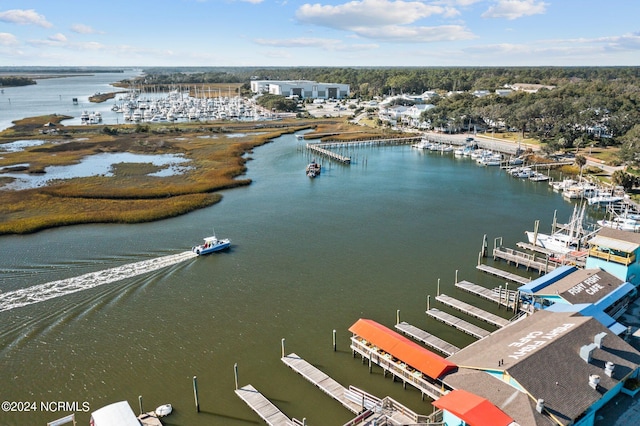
495, 89, 513, 96
510, 83, 556, 93
472, 90, 490, 97
250, 80, 350, 100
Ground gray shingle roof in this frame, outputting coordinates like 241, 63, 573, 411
444, 310, 640, 425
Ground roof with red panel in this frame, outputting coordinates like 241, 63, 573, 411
348, 318, 457, 379
432, 389, 514, 426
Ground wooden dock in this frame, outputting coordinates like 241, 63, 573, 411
235, 384, 296, 426
281, 353, 362, 414
435, 294, 510, 328
493, 246, 555, 274
476, 263, 531, 285
306, 143, 351, 163
455, 279, 518, 309
426, 308, 491, 339
395, 321, 460, 355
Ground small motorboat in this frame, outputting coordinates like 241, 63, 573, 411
306, 160, 321, 178
192, 232, 231, 255
155, 403, 173, 417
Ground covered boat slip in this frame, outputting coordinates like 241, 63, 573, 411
348, 319, 456, 400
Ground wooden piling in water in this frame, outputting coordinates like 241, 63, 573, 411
193, 376, 200, 412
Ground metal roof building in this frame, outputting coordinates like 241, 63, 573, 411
250, 80, 350, 99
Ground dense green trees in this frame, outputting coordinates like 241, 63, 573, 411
132, 66, 640, 164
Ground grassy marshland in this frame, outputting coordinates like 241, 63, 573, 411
0, 115, 401, 234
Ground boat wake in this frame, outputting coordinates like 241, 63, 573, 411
0, 251, 197, 313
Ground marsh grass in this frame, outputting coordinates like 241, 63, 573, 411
0, 116, 378, 234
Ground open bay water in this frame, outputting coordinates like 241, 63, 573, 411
0, 72, 586, 425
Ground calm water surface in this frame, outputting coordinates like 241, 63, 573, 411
0, 73, 589, 425
0, 134, 583, 425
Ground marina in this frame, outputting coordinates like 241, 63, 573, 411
454, 280, 520, 310
2, 73, 626, 426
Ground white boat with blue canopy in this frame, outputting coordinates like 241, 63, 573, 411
192, 231, 231, 255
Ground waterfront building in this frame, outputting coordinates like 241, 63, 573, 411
250, 80, 350, 99
442, 310, 640, 426
585, 227, 640, 286
518, 267, 636, 328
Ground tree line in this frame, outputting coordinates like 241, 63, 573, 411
131, 66, 640, 166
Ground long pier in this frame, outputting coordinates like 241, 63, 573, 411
281, 353, 362, 414
454, 280, 519, 310
235, 384, 299, 426
476, 263, 531, 285
435, 294, 510, 328
395, 321, 460, 356
305, 136, 421, 164
426, 308, 491, 339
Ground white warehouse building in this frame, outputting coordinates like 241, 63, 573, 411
250, 80, 350, 100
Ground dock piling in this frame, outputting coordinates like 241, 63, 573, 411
396, 309, 400, 325
333, 329, 337, 352
193, 375, 200, 412
281, 338, 286, 358
234, 363, 239, 391
437, 278, 440, 296
138, 395, 143, 416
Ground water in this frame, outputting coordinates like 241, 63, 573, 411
0, 70, 142, 130
0, 73, 581, 425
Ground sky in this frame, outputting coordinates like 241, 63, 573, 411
0, 0, 638, 67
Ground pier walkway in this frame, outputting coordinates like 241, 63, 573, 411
493, 246, 555, 274
395, 321, 460, 356
455, 280, 519, 310
306, 143, 351, 163
426, 308, 491, 339
435, 294, 509, 328
235, 384, 300, 426
476, 263, 531, 285
281, 353, 362, 414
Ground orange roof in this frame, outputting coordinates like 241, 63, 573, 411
348, 319, 456, 379
432, 389, 513, 426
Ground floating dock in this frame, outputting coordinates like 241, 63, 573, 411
235, 384, 297, 426
281, 353, 362, 414
395, 321, 460, 356
476, 263, 531, 285
455, 279, 519, 310
435, 294, 510, 328
426, 308, 491, 339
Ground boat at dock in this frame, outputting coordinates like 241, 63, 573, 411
306, 160, 321, 178
192, 232, 231, 255
525, 204, 597, 255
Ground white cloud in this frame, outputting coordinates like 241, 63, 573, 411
296, 0, 447, 28
254, 36, 379, 51
353, 24, 475, 42
71, 23, 101, 34
0, 32, 19, 45
482, 0, 547, 20
0, 9, 52, 28
48, 33, 67, 43
295, 0, 474, 42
